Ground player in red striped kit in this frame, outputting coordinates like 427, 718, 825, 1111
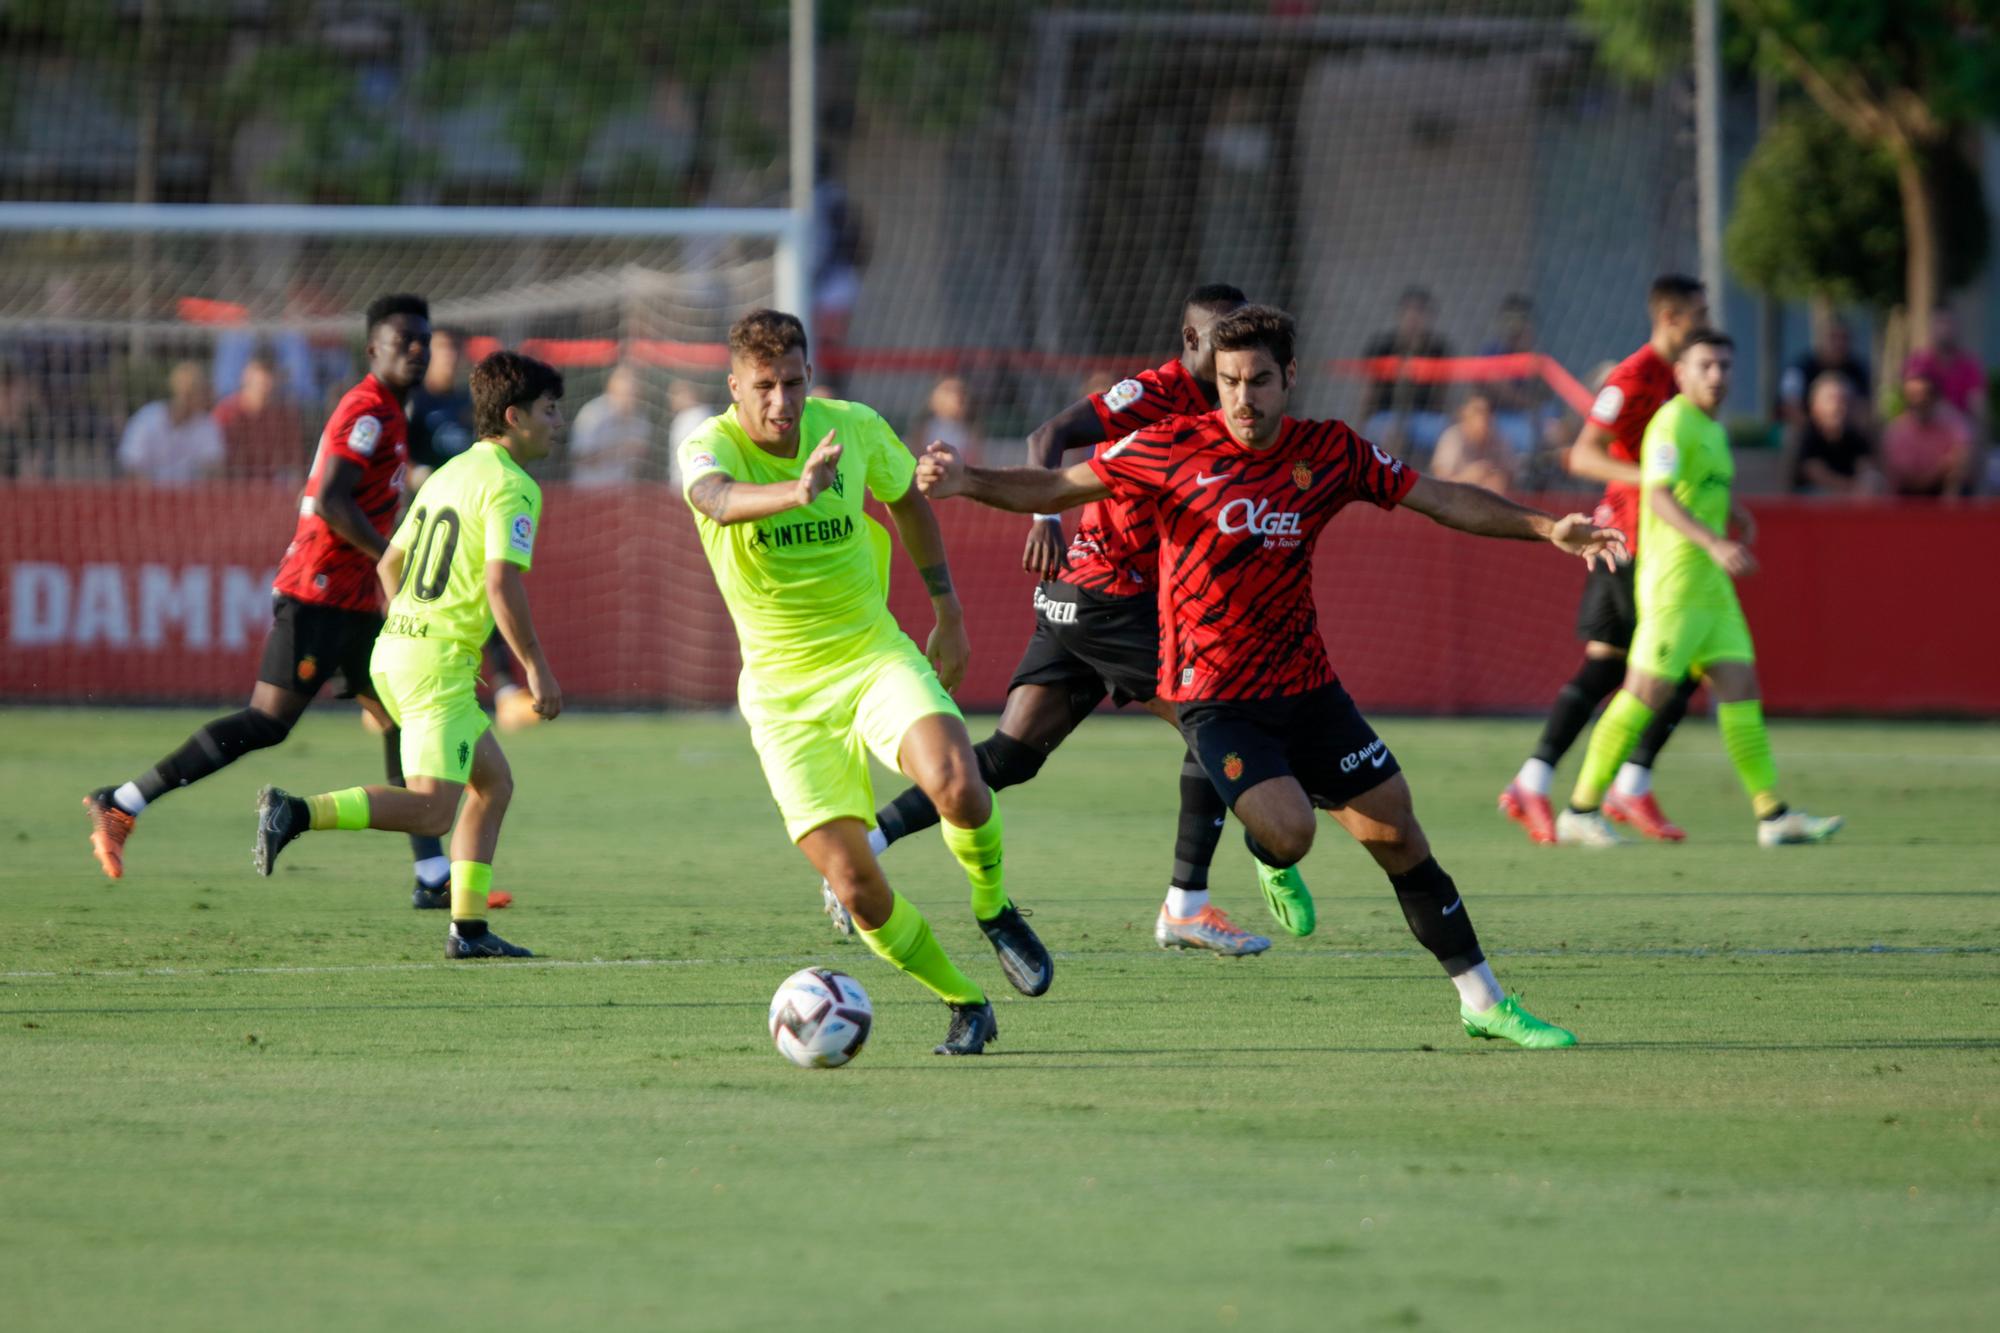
919, 305, 1624, 1047
1498, 276, 1709, 844
84, 294, 453, 905
858, 285, 1315, 958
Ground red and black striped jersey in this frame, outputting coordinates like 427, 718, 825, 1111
272, 375, 409, 611
1586, 343, 1675, 547
1062, 358, 1213, 597
1086, 411, 1418, 702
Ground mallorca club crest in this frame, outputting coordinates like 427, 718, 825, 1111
1291, 461, 1313, 491
296, 655, 318, 683
1222, 753, 1245, 782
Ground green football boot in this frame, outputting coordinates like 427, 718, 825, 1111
1461, 995, 1577, 1049
1255, 861, 1316, 937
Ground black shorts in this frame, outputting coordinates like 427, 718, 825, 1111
257, 595, 383, 700
1007, 581, 1160, 707
1574, 561, 1638, 650
1180, 682, 1402, 810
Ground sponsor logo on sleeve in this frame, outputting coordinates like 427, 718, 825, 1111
1590, 385, 1625, 425
510, 514, 535, 554
347, 414, 382, 457
1102, 432, 1140, 460
1102, 378, 1145, 413
1370, 443, 1401, 472
1651, 441, 1678, 475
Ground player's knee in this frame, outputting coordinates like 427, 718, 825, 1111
414, 792, 457, 838
243, 707, 293, 747
933, 773, 990, 828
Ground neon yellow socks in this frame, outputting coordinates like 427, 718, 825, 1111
307, 788, 371, 831
941, 803, 1006, 920
451, 860, 492, 922
1571, 692, 1655, 810
858, 891, 984, 1005
1717, 699, 1783, 817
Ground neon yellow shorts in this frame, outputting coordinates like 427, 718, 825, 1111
739, 630, 961, 842
1629, 594, 1755, 682
369, 659, 490, 783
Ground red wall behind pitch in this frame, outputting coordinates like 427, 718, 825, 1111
3, 484, 1996, 715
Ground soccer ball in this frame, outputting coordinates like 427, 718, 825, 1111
768, 967, 873, 1068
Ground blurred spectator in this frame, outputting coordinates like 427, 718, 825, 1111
1786, 373, 1881, 497
212, 349, 306, 483
1903, 306, 1987, 434
1478, 293, 1549, 455
915, 376, 985, 465
1429, 392, 1516, 493
813, 148, 866, 364
1363, 286, 1452, 457
1780, 317, 1871, 427
118, 361, 224, 485
407, 326, 476, 478
664, 378, 715, 490
1881, 369, 1977, 497
569, 362, 653, 487
7, 276, 117, 475
0, 362, 50, 478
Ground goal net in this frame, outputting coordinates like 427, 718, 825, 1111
0, 0, 1703, 712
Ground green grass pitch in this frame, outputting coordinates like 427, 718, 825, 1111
3, 706, 1996, 1331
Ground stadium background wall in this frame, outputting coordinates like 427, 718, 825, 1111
2, 486, 1995, 716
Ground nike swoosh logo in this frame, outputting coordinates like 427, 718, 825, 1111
1194, 472, 1226, 485
1441, 899, 1462, 916
1370, 749, 1390, 767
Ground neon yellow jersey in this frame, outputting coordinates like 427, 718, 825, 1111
376, 439, 543, 673
679, 398, 912, 679
1637, 395, 1735, 612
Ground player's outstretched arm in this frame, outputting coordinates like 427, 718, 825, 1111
1021, 398, 1108, 577
1650, 483, 1757, 578
686, 430, 843, 526
487, 561, 562, 719
915, 442, 1110, 515
884, 485, 970, 691
1566, 419, 1642, 486
1401, 475, 1628, 569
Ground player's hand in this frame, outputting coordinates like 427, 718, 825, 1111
1550, 512, 1629, 571
526, 661, 563, 720
1710, 539, 1758, 578
795, 430, 842, 506
915, 442, 966, 499
926, 608, 971, 693
1022, 517, 1068, 578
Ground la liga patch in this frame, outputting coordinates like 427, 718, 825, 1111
1101, 378, 1145, 413
347, 414, 383, 457
510, 513, 535, 554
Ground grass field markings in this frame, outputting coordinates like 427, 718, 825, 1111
3, 941, 1992, 983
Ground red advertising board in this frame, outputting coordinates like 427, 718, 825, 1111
3, 483, 1996, 715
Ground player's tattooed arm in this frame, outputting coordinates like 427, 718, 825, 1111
885, 484, 971, 690
686, 433, 843, 525
915, 443, 1110, 514
1402, 475, 1627, 569
317, 456, 389, 560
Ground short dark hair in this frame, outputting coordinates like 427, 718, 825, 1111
1210, 304, 1297, 369
728, 308, 808, 365
365, 293, 429, 336
1400, 286, 1434, 309
1648, 274, 1705, 319
471, 350, 564, 438
1183, 283, 1248, 319
1677, 328, 1735, 359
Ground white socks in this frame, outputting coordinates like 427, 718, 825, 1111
1514, 758, 1554, 796
866, 826, 888, 856
1164, 887, 1209, 918
413, 855, 451, 888
1451, 962, 1505, 1013
112, 782, 147, 815
1613, 763, 1652, 797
